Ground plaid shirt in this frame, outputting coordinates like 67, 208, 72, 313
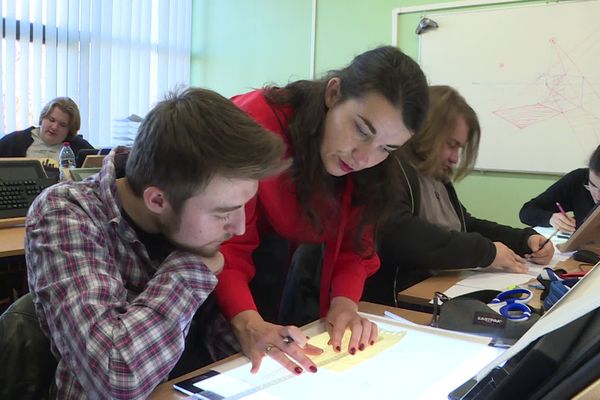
25, 148, 217, 399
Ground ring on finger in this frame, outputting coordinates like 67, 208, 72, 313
265, 344, 274, 354
282, 335, 294, 345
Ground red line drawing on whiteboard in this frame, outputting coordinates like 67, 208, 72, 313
493, 36, 600, 130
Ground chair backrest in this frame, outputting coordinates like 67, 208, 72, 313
0, 293, 57, 400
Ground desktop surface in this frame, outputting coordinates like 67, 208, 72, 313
149, 302, 433, 399
0, 226, 26, 257
397, 257, 592, 313
150, 271, 600, 400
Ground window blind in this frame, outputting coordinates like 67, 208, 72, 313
1, 0, 191, 146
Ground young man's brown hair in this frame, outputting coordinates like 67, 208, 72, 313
38, 97, 82, 139
126, 87, 289, 212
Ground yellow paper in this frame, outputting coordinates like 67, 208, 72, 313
307, 329, 406, 372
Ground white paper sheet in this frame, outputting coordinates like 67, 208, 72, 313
439, 267, 541, 300
439, 231, 574, 300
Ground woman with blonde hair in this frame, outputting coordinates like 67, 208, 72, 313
363, 85, 555, 306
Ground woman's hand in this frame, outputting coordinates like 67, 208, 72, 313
325, 296, 378, 355
525, 234, 555, 265
230, 310, 322, 375
488, 242, 528, 273
550, 212, 576, 233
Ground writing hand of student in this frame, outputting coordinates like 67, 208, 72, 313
325, 296, 378, 356
489, 242, 528, 273
230, 310, 322, 375
525, 234, 554, 265
550, 212, 576, 233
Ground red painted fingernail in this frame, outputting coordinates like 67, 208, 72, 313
350, 347, 356, 355
309, 366, 317, 373
358, 343, 365, 351
370, 340, 375, 345
294, 366, 303, 374
335, 346, 341, 352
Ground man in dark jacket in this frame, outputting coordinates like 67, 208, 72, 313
363, 86, 555, 307
0, 97, 93, 160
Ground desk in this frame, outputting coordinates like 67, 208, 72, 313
397, 257, 593, 312
149, 301, 431, 399
0, 226, 26, 257
0, 226, 27, 307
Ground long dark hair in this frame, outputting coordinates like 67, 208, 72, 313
265, 46, 429, 249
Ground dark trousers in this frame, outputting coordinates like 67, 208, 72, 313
279, 243, 323, 326
169, 294, 240, 379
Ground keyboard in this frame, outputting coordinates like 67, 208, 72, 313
0, 160, 58, 219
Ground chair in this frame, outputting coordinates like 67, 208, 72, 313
0, 293, 57, 400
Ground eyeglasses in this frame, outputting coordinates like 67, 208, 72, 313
584, 183, 600, 193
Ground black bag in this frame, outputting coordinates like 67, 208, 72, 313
449, 305, 600, 399
431, 290, 541, 345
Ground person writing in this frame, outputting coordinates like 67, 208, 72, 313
519, 145, 600, 233
0, 97, 94, 161
215, 46, 429, 374
363, 85, 554, 307
23, 88, 287, 399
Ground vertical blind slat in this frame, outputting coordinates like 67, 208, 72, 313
18, 1, 30, 129
31, 0, 44, 125
1, 0, 191, 142
5, 1, 17, 131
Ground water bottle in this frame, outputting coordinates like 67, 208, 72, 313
59, 142, 76, 181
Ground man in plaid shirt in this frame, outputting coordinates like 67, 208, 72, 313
25, 88, 287, 399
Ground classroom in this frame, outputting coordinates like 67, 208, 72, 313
1, 0, 600, 399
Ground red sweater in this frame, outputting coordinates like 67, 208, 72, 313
215, 90, 379, 319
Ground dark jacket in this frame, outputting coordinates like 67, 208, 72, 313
0, 293, 57, 399
363, 148, 537, 306
519, 168, 595, 229
0, 126, 94, 157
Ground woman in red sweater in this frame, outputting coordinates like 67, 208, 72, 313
216, 46, 429, 375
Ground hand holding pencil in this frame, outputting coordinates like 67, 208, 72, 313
526, 233, 555, 265
550, 202, 576, 233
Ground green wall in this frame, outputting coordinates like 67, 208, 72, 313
191, 0, 562, 227
191, 0, 313, 97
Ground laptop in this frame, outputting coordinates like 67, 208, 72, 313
69, 168, 101, 182
76, 148, 111, 168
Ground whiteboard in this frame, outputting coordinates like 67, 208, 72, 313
418, 1, 600, 173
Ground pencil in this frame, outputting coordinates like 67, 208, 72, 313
538, 229, 559, 251
556, 202, 568, 217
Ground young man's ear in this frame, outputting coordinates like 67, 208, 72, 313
324, 77, 342, 109
143, 186, 171, 215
